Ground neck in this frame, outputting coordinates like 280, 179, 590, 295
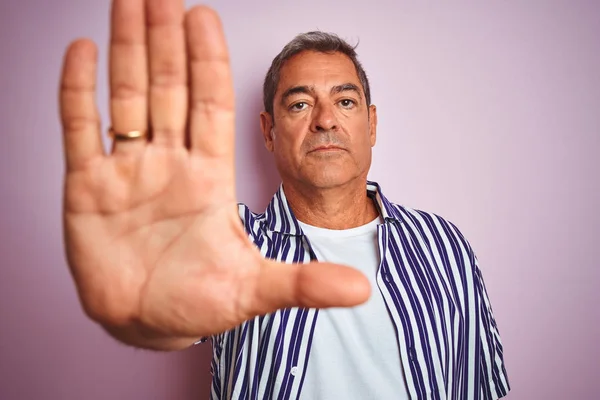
283, 178, 379, 230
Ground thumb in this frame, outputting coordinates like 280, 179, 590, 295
247, 259, 371, 317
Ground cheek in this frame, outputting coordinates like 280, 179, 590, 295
350, 122, 373, 147
273, 130, 305, 169
275, 120, 308, 152
351, 129, 374, 165
276, 132, 302, 154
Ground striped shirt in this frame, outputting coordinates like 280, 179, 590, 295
207, 181, 510, 399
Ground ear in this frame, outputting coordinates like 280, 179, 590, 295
368, 105, 378, 147
260, 111, 275, 152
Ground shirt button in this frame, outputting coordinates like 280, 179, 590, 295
290, 366, 298, 376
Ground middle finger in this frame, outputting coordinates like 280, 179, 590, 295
147, 0, 188, 148
109, 0, 148, 156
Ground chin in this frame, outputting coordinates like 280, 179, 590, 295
303, 170, 355, 189
295, 159, 367, 189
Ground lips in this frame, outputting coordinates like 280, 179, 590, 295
309, 146, 344, 152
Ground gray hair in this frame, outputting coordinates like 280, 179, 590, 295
262, 31, 372, 117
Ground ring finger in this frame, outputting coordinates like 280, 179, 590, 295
109, 0, 148, 156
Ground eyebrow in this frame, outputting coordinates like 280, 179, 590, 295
331, 83, 362, 101
280, 83, 363, 106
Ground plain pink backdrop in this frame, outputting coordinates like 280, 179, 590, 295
1, 1, 598, 399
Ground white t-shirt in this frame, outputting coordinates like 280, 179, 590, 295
298, 216, 410, 400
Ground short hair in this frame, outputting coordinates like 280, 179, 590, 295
262, 31, 372, 117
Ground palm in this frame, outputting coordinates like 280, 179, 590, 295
65, 145, 253, 334
59, 0, 369, 347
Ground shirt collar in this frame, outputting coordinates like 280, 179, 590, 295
264, 180, 404, 236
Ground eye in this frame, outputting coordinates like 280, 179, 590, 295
339, 99, 356, 109
290, 102, 308, 111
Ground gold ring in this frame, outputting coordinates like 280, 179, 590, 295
108, 127, 148, 141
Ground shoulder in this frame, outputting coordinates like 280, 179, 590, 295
388, 201, 476, 264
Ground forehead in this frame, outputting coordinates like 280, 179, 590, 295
276, 51, 361, 95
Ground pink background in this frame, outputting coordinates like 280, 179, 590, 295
1, 1, 598, 399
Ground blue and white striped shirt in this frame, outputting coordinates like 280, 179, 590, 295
208, 181, 510, 399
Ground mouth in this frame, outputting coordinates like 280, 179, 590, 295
309, 146, 345, 153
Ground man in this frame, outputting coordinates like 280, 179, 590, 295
59, 0, 510, 399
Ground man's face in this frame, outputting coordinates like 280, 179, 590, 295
261, 50, 377, 190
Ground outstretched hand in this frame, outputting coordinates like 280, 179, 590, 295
59, 0, 370, 349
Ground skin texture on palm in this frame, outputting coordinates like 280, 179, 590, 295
59, 0, 370, 350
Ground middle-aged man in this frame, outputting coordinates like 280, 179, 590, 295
58, 1, 510, 399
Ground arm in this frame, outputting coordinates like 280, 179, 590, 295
473, 254, 511, 399
59, 0, 369, 352
448, 219, 511, 399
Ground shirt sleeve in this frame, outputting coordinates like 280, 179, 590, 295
472, 252, 512, 399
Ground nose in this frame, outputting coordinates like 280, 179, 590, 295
310, 102, 338, 132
